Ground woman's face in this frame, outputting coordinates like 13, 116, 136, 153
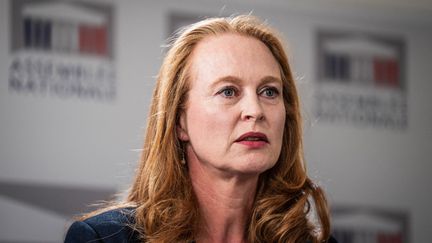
178, 33, 286, 176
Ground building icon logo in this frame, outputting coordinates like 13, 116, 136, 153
332, 206, 409, 243
9, 0, 115, 101
316, 30, 406, 129
322, 37, 401, 88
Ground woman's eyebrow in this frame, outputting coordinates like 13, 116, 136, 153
210, 75, 243, 89
260, 76, 282, 85
210, 75, 282, 89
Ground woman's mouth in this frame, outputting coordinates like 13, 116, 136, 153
235, 132, 269, 148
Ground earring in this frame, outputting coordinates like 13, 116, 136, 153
180, 148, 186, 165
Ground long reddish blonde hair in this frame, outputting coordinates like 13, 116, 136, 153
117, 15, 330, 242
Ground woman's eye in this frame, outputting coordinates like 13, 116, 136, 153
261, 87, 279, 98
217, 87, 237, 98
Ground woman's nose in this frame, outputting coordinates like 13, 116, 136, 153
241, 95, 265, 121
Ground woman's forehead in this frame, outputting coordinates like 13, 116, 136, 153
187, 33, 281, 86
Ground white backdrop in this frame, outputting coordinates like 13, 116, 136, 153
0, 0, 431, 242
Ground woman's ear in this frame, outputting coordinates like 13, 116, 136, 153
177, 111, 189, 142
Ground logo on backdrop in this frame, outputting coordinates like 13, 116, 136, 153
9, 0, 115, 101
332, 205, 409, 243
315, 30, 407, 129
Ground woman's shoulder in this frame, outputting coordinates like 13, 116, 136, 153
82, 207, 136, 227
64, 207, 140, 243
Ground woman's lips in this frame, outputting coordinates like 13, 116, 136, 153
235, 132, 268, 148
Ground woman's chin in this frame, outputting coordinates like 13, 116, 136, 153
227, 159, 277, 176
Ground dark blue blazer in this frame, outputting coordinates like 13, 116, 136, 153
65, 207, 338, 243
65, 208, 140, 243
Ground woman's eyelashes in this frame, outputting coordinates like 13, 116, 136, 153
216, 86, 239, 98
215, 85, 281, 99
259, 86, 280, 99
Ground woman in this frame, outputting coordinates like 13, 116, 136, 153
65, 15, 337, 243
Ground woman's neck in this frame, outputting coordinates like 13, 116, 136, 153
188, 157, 259, 243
